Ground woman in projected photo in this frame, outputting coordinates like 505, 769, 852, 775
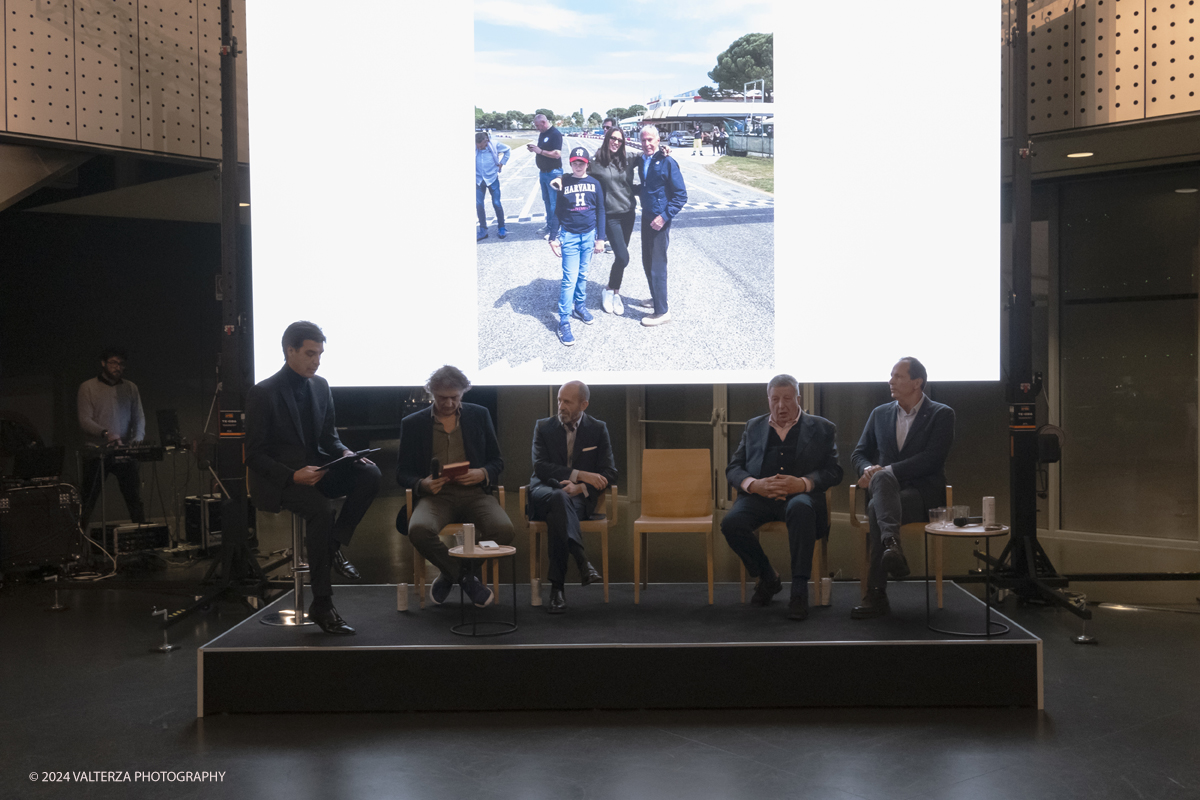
587, 126, 642, 316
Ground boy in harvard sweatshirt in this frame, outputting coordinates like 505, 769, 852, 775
548, 146, 606, 346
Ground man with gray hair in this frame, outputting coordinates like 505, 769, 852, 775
528, 380, 617, 613
396, 365, 514, 608
721, 375, 843, 620
636, 125, 687, 326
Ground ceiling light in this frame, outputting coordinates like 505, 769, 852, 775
1175, 188, 1198, 194
239, 202, 250, 207
1066, 152, 1094, 158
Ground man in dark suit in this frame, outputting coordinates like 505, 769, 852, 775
721, 375, 843, 620
529, 380, 617, 614
245, 321, 382, 635
396, 365, 514, 608
850, 357, 955, 619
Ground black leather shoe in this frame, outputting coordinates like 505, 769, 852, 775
580, 562, 602, 586
332, 549, 361, 580
787, 593, 809, 621
851, 589, 890, 620
308, 604, 356, 635
750, 572, 783, 607
881, 536, 910, 578
548, 586, 567, 614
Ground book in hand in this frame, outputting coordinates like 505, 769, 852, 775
317, 448, 381, 471
440, 461, 470, 480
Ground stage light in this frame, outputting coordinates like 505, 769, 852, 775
1066, 152, 1095, 158
1175, 188, 1198, 194
239, 202, 250, 207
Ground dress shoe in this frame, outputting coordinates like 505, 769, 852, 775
787, 593, 809, 621
332, 549, 361, 580
750, 572, 783, 607
548, 586, 567, 614
308, 604, 356, 635
881, 536, 910, 578
851, 589, 890, 620
580, 562, 602, 587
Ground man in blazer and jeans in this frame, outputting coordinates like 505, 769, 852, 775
851, 357, 955, 619
721, 374, 843, 621
245, 321, 382, 635
528, 380, 617, 614
396, 365, 514, 609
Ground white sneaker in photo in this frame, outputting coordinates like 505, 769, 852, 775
612, 292, 625, 315
601, 288, 614, 314
641, 311, 672, 327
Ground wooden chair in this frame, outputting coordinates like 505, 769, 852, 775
521, 484, 618, 604
633, 449, 715, 604
731, 487, 835, 606
849, 483, 952, 608
406, 486, 507, 609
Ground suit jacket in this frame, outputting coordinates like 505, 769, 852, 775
851, 395, 955, 513
528, 413, 618, 517
726, 413, 843, 537
245, 365, 347, 514
395, 403, 504, 493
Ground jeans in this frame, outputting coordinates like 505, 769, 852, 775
558, 230, 595, 320
539, 169, 563, 224
476, 178, 504, 229
604, 210, 636, 291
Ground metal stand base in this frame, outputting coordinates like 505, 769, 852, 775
261, 610, 313, 627
1073, 620, 1098, 645
451, 620, 518, 637
48, 588, 68, 612
260, 514, 313, 627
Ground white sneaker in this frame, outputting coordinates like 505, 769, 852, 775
641, 311, 672, 327
601, 288, 614, 314
612, 292, 625, 315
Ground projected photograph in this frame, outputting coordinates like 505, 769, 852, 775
473, 2, 776, 375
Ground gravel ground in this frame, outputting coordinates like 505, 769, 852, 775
476, 137, 774, 375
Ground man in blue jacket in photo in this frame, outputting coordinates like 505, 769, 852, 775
636, 124, 687, 327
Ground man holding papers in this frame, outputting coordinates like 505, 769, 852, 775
245, 321, 381, 635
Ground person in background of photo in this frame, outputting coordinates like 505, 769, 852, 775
692, 121, 703, 156
548, 147, 606, 346
587, 126, 638, 316
602, 117, 618, 134
528, 114, 564, 236
475, 132, 510, 242
711, 126, 720, 156
637, 125, 687, 326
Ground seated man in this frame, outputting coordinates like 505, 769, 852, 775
396, 365, 514, 608
245, 321, 382, 635
528, 380, 616, 614
721, 375, 843, 620
850, 357, 954, 620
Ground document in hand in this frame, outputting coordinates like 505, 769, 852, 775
318, 448, 381, 471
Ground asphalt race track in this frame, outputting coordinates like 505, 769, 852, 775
476, 134, 774, 376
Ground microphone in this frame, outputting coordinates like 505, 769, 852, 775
431, 458, 441, 479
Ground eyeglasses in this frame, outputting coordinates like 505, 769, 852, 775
104, 359, 126, 367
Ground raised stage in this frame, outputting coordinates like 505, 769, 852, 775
197, 582, 1042, 716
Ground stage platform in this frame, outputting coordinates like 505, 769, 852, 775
198, 582, 1042, 716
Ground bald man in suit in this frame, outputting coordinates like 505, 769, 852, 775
850, 357, 954, 619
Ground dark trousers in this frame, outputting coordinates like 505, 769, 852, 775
408, 488, 515, 582
604, 210, 636, 291
865, 470, 926, 592
80, 456, 144, 528
721, 492, 819, 596
640, 219, 671, 314
279, 460, 381, 601
530, 486, 590, 586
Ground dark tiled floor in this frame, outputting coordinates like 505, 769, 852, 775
3, 571, 1200, 800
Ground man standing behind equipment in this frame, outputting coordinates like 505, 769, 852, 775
78, 347, 146, 528
637, 125, 687, 327
527, 113, 564, 235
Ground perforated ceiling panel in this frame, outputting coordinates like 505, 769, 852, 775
1145, 1, 1200, 116
1076, 0, 1145, 125
75, 0, 140, 147
197, 0, 246, 162
139, 0, 198, 155
1029, 0, 1077, 133
7, 0, 76, 139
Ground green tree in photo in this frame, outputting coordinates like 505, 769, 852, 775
587, 112, 602, 126
606, 107, 627, 121
709, 33, 773, 100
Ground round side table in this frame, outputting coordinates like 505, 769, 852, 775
924, 522, 1010, 637
448, 544, 518, 637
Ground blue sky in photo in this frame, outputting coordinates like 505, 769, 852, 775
474, 0, 774, 120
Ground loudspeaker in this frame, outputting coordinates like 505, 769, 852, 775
157, 409, 182, 449
0, 485, 81, 570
